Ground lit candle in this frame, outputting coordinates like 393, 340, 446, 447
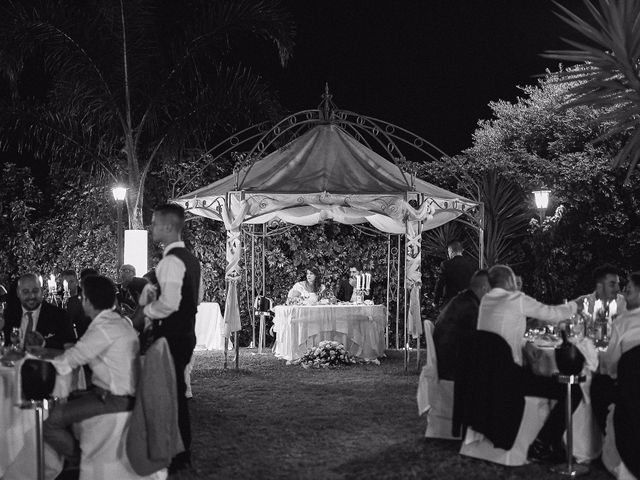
583, 297, 588, 314
365, 273, 371, 291
48, 274, 56, 291
356, 274, 362, 290
63, 279, 69, 293
594, 299, 603, 317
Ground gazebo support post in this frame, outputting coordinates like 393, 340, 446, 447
386, 236, 391, 349
395, 235, 401, 349
478, 202, 485, 268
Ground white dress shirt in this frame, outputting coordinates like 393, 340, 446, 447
601, 305, 640, 378
144, 241, 186, 320
20, 304, 42, 346
53, 309, 139, 395
477, 288, 577, 366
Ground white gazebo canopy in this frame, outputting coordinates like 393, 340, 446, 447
175, 124, 478, 233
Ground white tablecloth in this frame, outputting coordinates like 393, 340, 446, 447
194, 302, 229, 351
523, 342, 602, 463
1, 358, 86, 479
272, 304, 387, 361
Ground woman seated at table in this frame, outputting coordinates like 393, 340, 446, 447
288, 266, 326, 304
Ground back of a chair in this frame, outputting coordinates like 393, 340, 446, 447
614, 345, 640, 479
20, 359, 56, 402
453, 330, 524, 450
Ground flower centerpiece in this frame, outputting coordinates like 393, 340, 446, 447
293, 340, 356, 368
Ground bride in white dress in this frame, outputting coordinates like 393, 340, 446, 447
287, 267, 326, 304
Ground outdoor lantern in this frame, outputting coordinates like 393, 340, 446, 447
112, 186, 127, 202
533, 189, 550, 210
533, 189, 551, 220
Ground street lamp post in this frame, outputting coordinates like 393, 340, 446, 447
112, 186, 127, 268
533, 189, 550, 221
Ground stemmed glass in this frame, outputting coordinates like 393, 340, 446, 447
10, 327, 21, 351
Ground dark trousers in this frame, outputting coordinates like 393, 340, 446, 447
43, 387, 134, 457
590, 374, 618, 435
160, 332, 196, 463
522, 370, 583, 445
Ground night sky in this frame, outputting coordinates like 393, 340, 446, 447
253, 0, 590, 157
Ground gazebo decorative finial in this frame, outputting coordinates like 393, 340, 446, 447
319, 83, 335, 122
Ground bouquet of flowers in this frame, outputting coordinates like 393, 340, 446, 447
293, 340, 356, 368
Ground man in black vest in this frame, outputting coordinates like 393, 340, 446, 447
135, 203, 201, 473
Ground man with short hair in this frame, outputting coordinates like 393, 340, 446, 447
44, 275, 139, 459
478, 264, 583, 461
433, 240, 476, 308
116, 264, 148, 316
591, 271, 640, 433
133, 203, 201, 473
584, 264, 626, 316
335, 263, 372, 302
2, 273, 75, 349
433, 269, 490, 380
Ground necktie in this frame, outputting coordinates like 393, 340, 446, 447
25, 311, 34, 333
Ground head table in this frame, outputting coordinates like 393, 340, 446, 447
272, 304, 387, 361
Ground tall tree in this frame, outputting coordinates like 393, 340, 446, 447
544, 0, 640, 181
0, 0, 295, 228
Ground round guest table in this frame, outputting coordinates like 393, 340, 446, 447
1, 356, 85, 479
194, 302, 231, 351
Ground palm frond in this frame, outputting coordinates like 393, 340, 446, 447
544, 0, 640, 177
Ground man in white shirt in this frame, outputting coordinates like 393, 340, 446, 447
591, 271, 640, 433
478, 264, 583, 462
44, 275, 139, 459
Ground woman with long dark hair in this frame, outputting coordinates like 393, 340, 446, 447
287, 266, 326, 303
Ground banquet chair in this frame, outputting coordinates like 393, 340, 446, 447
73, 412, 167, 480
455, 331, 550, 466
602, 346, 640, 480
416, 320, 460, 439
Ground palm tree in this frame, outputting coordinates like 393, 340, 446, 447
0, 0, 295, 228
544, 0, 640, 181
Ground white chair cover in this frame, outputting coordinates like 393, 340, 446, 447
73, 412, 167, 480
603, 405, 638, 480
416, 320, 460, 440
459, 396, 551, 466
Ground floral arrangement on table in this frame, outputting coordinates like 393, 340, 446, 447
292, 340, 356, 368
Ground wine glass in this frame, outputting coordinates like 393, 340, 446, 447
10, 327, 20, 350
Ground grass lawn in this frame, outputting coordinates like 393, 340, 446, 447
171, 349, 612, 480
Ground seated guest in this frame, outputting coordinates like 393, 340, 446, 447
44, 275, 139, 460
288, 266, 325, 303
478, 264, 583, 462
335, 263, 373, 302
433, 269, 490, 380
116, 264, 148, 316
60, 269, 91, 338
584, 264, 626, 316
3, 273, 76, 349
591, 271, 640, 434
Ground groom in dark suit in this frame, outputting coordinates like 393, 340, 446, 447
335, 264, 373, 302
3, 273, 76, 350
